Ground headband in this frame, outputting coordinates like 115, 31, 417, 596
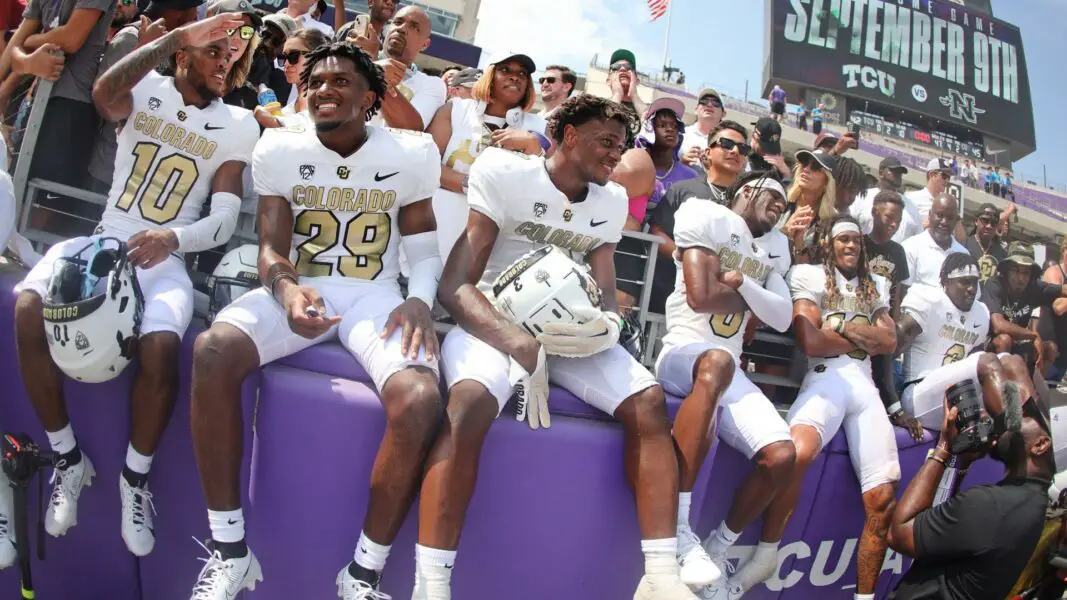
737, 178, 787, 200
946, 264, 980, 279
830, 221, 861, 238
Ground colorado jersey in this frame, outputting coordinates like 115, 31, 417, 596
467, 147, 626, 294
788, 264, 890, 372
901, 284, 990, 383
98, 71, 258, 241
253, 124, 439, 286
660, 200, 791, 362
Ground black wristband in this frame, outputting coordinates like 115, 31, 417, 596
269, 272, 297, 301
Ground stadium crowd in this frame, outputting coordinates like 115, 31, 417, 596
0, 1, 1066, 600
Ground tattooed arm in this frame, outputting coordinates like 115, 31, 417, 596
92, 13, 244, 122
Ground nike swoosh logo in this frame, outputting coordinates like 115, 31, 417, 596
769, 254, 781, 259
374, 171, 399, 182
443, 564, 454, 570
213, 223, 223, 241
973, 324, 983, 328
590, 219, 608, 227
359, 546, 368, 554
205, 124, 225, 131
227, 519, 238, 525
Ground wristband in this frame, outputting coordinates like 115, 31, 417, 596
270, 272, 297, 300
926, 448, 947, 465
887, 402, 902, 415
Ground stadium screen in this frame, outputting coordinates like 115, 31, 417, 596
767, 0, 1035, 150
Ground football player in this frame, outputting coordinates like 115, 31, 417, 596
420, 95, 697, 600
654, 170, 794, 592
757, 215, 899, 600
186, 43, 443, 600
885, 252, 1017, 433
11, 12, 259, 557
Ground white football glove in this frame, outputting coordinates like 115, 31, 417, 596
536, 307, 623, 358
508, 344, 550, 430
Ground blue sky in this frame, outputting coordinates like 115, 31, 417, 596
475, 0, 1063, 185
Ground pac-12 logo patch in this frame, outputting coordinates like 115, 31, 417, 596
299, 165, 315, 180
534, 202, 547, 218
148, 97, 161, 111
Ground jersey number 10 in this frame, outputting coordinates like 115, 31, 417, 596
115, 142, 200, 225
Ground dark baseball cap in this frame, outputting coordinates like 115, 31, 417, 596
206, 0, 262, 27
813, 131, 838, 151
976, 202, 1000, 220
752, 117, 782, 155
145, 0, 204, 15
795, 149, 839, 173
878, 157, 908, 173
610, 49, 636, 69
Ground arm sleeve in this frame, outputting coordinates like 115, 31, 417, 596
787, 265, 823, 304
738, 271, 792, 332
982, 278, 1006, 316
465, 149, 504, 226
172, 191, 242, 252
900, 285, 935, 331
913, 487, 995, 560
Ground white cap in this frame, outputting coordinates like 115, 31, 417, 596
925, 157, 952, 173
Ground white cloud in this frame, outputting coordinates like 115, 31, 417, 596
472, 0, 664, 75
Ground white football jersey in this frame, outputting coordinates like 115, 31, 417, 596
97, 71, 259, 242
787, 264, 891, 372
253, 124, 440, 286
660, 200, 791, 361
467, 147, 627, 295
901, 284, 990, 383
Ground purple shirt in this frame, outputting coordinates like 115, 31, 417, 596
647, 162, 699, 222
770, 88, 786, 103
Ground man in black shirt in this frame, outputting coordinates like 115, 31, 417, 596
964, 203, 1008, 288
748, 117, 791, 183
889, 354, 1056, 600
865, 190, 910, 316
984, 242, 1067, 368
1039, 239, 1067, 381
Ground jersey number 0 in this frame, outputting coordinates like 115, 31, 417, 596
115, 142, 200, 225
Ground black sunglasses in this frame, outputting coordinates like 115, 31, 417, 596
538, 76, 557, 85
609, 61, 633, 72
712, 138, 752, 156
282, 50, 306, 65
698, 96, 722, 108
227, 25, 256, 41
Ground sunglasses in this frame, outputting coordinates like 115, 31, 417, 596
282, 50, 306, 65
698, 96, 722, 108
120, 0, 134, 6
712, 138, 751, 156
538, 76, 557, 85
609, 61, 633, 72
226, 25, 256, 40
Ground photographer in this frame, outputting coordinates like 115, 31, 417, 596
887, 358, 1055, 600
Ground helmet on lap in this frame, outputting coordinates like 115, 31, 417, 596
207, 244, 260, 321
42, 237, 143, 383
491, 245, 604, 337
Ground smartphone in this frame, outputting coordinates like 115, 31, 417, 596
305, 306, 322, 318
348, 13, 371, 39
847, 122, 862, 141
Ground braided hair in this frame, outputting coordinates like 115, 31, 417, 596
820, 214, 879, 313
832, 156, 867, 200
299, 42, 387, 122
546, 94, 639, 148
939, 252, 979, 287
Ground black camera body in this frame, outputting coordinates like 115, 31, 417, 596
1, 433, 55, 486
946, 380, 994, 454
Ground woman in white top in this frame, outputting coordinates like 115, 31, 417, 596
427, 52, 547, 259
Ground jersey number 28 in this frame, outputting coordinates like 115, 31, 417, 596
294, 211, 391, 280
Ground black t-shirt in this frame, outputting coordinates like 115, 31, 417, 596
983, 276, 1063, 327
891, 477, 1049, 600
965, 236, 1008, 286
1038, 264, 1067, 367
865, 235, 910, 287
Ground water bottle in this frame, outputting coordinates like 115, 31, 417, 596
257, 84, 283, 116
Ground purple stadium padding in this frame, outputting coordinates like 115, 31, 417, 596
136, 327, 260, 600
0, 271, 140, 600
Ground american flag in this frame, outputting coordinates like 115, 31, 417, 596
648, 0, 669, 21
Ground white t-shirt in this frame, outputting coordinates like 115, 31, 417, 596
900, 230, 970, 288
97, 71, 259, 241
370, 69, 447, 131
661, 200, 791, 361
290, 12, 334, 37
680, 123, 715, 155
849, 187, 922, 244
787, 264, 891, 372
904, 187, 936, 222
900, 284, 990, 382
252, 124, 440, 286
467, 147, 627, 295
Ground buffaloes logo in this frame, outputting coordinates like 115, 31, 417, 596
177, 110, 187, 122
337, 166, 350, 179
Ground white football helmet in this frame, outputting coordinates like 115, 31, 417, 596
491, 245, 603, 337
42, 237, 143, 383
207, 244, 260, 321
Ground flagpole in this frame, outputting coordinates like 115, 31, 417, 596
661, 0, 674, 75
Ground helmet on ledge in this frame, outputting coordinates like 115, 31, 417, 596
207, 244, 260, 322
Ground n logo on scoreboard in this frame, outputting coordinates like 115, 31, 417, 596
939, 89, 987, 125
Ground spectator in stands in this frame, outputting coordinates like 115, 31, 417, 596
797, 100, 808, 131
440, 64, 460, 85
985, 242, 1067, 372
251, 13, 295, 99
639, 98, 696, 204
901, 193, 967, 289
339, 0, 394, 51
830, 156, 866, 215
371, 6, 445, 131
646, 120, 748, 313
813, 131, 836, 153
428, 51, 544, 259
767, 84, 786, 123
748, 117, 790, 182
277, 0, 332, 36
851, 157, 921, 244
144, 0, 203, 33
1002, 170, 1014, 200
888, 364, 1052, 600
965, 203, 1008, 288
445, 67, 477, 100
272, 26, 328, 116
864, 191, 910, 315
983, 166, 996, 195
811, 102, 823, 135
606, 47, 644, 116
0, 0, 27, 59
781, 149, 836, 264
1040, 239, 1067, 382
610, 147, 656, 312
538, 64, 575, 118
679, 88, 724, 169
905, 157, 952, 224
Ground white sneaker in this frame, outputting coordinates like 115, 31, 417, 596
698, 580, 744, 600
44, 453, 95, 537
411, 571, 452, 600
189, 539, 263, 600
335, 566, 391, 599
634, 574, 700, 599
120, 477, 156, 556
0, 476, 15, 569
678, 527, 722, 588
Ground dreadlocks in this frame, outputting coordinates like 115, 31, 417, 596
939, 252, 979, 287
546, 94, 639, 148
820, 214, 880, 313
300, 42, 387, 122
832, 156, 867, 199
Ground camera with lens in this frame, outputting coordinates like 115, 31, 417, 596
946, 380, 994, 454
1, 433, 55, 486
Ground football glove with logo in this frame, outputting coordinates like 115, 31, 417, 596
508, 345, 550, 430
536, 306, 623, 358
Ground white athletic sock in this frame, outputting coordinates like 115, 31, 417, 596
415, 544, 456, 599
207, 508, 245, 544
641, 537, 678, 576
45, 424, 76, 456
124, 444, 153, 475
677, 492, 692, 532
854, 594, 875, 600
353, 531, 391, 572
707, 521, 741, 555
